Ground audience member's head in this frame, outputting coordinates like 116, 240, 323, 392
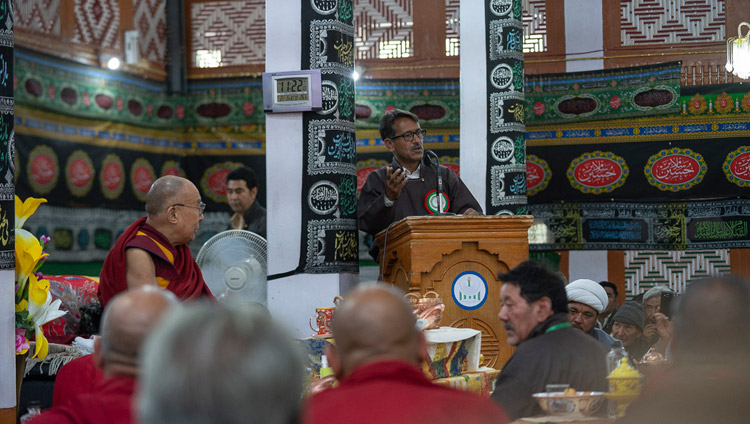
138, 303, 303, 424
599, 281, 619, 316
566, 279, 609, 333
497, 261, 567, 346
225, 166, 260, 215
144, 175, 205, 245
327, 284, 423, 379
671, 275, 750, 365
611, 301, 645, 348
642, 285, 675, 323
94, 286, 177, 377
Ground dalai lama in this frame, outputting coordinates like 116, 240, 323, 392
98, 175, 214, 308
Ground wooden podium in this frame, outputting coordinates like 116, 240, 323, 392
375, 215, 533, 369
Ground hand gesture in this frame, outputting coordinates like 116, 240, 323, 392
385, 166, 408, 202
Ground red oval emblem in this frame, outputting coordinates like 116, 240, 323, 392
533, 101, 545, 116
163, 167, 180, 176
573, 158, 623, 187
32, 154, 56, 186
357, 167, 379, 192
208, 169, 232, 196
134, 166, 154, 194
69, 158, 93, 188
651, 155, 700, 184
527, 162, 544, 190
609, 95, 621, 110
728, 151, 750, 181
102, 162, 123, 191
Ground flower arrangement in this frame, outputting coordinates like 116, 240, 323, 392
15, 196, 66, 360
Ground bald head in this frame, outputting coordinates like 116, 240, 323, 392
98, 286, 178, 376
145, 176, 191, 217
330, 285, 421, 377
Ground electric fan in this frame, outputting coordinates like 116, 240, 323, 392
196, 229, 267, 307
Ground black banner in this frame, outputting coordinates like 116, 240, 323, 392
529, 199, 750, 250
0, 0, 12, 269
299, 0, 358, 273
485, 0, 526, 215
527, 137, 750, 203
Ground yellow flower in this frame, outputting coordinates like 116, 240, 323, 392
15, 299, 28, 313
27, 280, 66, 360
15, 228, 49, 290
15, 196, 47, 229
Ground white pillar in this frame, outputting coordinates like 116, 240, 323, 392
459, 0, 488, 211
1, 270, 15, 408
265, 0, 356, 339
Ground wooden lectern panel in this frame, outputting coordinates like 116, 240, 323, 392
376, 215, 533, 369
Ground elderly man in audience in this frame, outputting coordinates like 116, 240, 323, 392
305, 284, 509, 424
615, 276, 750, 424
641, 285, 675, 350
98, 175, 214, 309
598, 281, 619, 333
611, 301, 651, 363
30, 286, 177, 424
565, 278, 617, 349
138, 303, 303, 424
491, 261, 608, 420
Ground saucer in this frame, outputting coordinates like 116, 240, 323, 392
311, 333, 334, 339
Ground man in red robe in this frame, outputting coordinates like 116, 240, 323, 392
98, 175, 213, 308
30, 286, 177, 424
304, 285, 509, 424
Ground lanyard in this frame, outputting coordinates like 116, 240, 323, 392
545, 322, 572, 334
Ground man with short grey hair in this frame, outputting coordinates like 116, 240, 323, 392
138, 304, 304, 424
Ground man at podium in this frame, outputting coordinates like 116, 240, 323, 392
358, 109, 482, 245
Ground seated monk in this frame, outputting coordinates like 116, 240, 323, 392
98, 176, 214, 308
305, 284, 509, 424
30, 286, 177, 424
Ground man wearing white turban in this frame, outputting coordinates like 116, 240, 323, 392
566, 279, 617, 349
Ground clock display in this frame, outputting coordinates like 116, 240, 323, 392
276, 77, 309, 102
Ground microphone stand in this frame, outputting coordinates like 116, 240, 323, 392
424, 150, 455, 216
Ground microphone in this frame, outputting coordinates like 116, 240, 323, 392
424, 150, 454, 216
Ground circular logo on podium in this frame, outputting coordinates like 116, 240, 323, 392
451, 271, 488, 311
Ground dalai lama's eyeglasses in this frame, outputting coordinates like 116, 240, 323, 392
171, 202, 206, 214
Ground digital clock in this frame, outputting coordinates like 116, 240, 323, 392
262, 70, 322, 113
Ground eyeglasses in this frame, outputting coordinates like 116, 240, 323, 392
391, 129, 426, 142
171, 202, 206, 214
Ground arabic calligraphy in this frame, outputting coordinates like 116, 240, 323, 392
652, 156, 698, 183
730, 153, 750, 179
575, 159, 620, 186
507, 103, 524, 122
0, 209, 8, 246
333, 230, 357, 261
333, 40, 353, 68
327, 132, 355, 161
693, 220, 748, 240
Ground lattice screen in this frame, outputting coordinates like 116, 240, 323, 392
73, 0, 121, 48
624, 250, 731, 298
354, 0, 414, 59
620, 0, 725, 46
190, 0, 265, 67
133, 0, 166, 64
445, 0, 459, 56
14, 0, 61, 35
522, 0, 546, 53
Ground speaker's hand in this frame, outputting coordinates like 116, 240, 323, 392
385, 167, 408, 202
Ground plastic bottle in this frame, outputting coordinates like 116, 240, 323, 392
607, 340, 628, 374
320, 354, 334, 378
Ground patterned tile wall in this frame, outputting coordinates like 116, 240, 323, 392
133, 0, 166, 64
522, 0, 546, 53
620, 0, 725, 46
624, 249, 731, 297
354, 0, 413, 59
190, 0, 265, 67
14, 0, 61, 35
73, 0, 121, 48
445, 0, 459, 56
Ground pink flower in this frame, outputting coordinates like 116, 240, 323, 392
16, 328, 29, 354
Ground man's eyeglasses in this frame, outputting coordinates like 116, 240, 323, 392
171, 202, 206, 214
391, 129, 426, 142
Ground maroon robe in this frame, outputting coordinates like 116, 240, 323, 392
304, 360, 509, 424
52, 355, 105, 407
29, 376, 136, 424
98, 217, 213, 308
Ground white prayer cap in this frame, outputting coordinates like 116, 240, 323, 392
566, 279, 608, 314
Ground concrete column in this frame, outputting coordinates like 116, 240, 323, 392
564, 0, 604, 72
265, 0, 356, 339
